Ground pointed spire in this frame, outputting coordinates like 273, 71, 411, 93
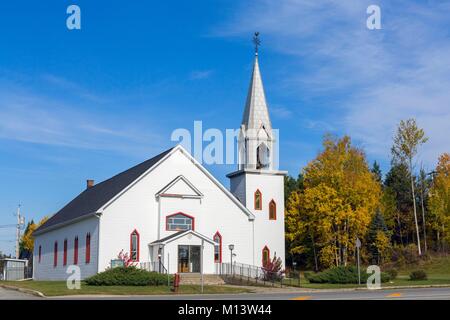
241, 51, 272, 131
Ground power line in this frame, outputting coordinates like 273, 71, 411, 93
0, 224, 17, 229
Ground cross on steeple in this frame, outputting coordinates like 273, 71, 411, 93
253, 32, 260, 55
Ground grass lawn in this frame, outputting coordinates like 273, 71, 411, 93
0, 281, 251, 297
283, 254, 450, 289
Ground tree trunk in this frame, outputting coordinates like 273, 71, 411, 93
410, 159, 422, 255
420, 186, 427, 253
397, 212, 404, 245
310, 231, 319, 272
437, 230, 441, 252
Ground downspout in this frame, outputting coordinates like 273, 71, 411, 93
95, 213, 102, 274
157, 196, 161, 240
252, 219, 255, 266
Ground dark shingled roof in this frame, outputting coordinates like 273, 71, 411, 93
36, 147, 174, 234
150, 230, 188, 244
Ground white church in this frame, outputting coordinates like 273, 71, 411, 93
33, 49, 287, 280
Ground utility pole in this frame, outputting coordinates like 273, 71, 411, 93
15, 205, 25, 259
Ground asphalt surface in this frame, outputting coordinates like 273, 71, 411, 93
2, 286, 450, 300
0, 287, 37, 300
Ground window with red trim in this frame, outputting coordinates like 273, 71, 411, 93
269, 200, 277, 220
85, 233, 91, 264
254, 189, 262, 210
38, 245, 42, 263
74, 236, 79, 265
63, 239, 68, 266
213, 232, 222, 263
130, 230, 140, 262
53, 241, 58, 267
166, 212, 194, 231
262, 246, 270, 267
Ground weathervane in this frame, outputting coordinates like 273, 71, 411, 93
253, 32, 260, 54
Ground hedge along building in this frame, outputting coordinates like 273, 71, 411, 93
33, 49, 287, 280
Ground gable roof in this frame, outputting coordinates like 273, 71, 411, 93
150, 230, 215, 245
35, 147, 174, 234
155, 175, 203, 198
35, 144, 255, 235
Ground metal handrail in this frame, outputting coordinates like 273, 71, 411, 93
139, 261, 168, 274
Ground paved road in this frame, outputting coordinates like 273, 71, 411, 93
2, 286, 450, 300
50, 287, 450, 300
0, 287, 37, 300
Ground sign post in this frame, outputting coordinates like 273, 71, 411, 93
356, 238, 361, 285
201, 239, 204, 293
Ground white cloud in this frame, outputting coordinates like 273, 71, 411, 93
189, 70, 214, 80
214, 0, 450, 168
0, 80, 166, 157
271, 105, 293, 118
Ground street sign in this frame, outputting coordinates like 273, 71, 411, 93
355, 238, 361, 285
356, 238, 361, 248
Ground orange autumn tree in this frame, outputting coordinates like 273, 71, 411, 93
286, 135, 381, 269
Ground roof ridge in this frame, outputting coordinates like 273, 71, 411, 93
36, 147, 175, 234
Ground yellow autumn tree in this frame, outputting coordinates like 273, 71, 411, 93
20, 216, 48, 254
286, 135, 381, 269
428, 153, 450, 247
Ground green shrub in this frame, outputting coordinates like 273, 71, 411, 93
391, 244, 420, 266
409, 270, 427, 281
85, 267, 171, 286
386, 269, 398, 280
307, 266, 390, 284
303, 271, 313, 280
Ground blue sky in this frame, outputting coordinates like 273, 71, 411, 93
1, 0, 449, 255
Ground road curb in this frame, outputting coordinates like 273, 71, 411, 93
0, 284, 46, 298
288, 284, 450, 293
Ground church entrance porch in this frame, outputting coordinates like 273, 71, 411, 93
177, 245, 200, 273
149, 229, 216, 274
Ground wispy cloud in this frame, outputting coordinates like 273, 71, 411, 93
189, 70, 214, 80
214, 0, 450, 167
271, 105, 292, 118
0, 78, 166, 158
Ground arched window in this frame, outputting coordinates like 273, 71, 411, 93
166, 212, 194, 231
74, 236, 79, 265
213, 232, 222, 263
85, 233, 91, 264
262, 246, 270, 267
256, 143, 270, 169
63, 239, 68, 266
130, 230, 140, 262
38, 245, 42, 263
53, 241, 58, 267
269, 200, 277, 220
254, 189, 262, 210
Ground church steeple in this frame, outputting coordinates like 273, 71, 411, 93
228, 33, 287, 270
241, 54, 272, 132
237, 33, 273, 171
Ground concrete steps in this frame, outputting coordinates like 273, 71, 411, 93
179, 273, 226, 285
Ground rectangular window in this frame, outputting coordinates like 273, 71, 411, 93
85, 233, 91, 264
38, 245, 42, 263
74, 236, 78, 265
130, 230, 139, 262
53, 242, 58, 267
254, 190, 262, 210
269, 200, 277, 220
63, 239, 67, 266
213, 232, 222, 263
